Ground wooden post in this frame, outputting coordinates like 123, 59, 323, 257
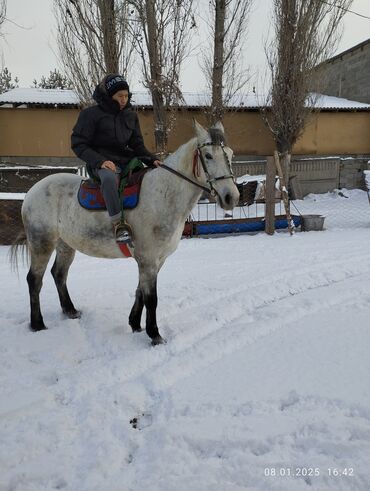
265, 156, 276, 235
274, 151, 294, 235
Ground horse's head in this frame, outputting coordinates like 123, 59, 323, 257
194, 120, 240, 211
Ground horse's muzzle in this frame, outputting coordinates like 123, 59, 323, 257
218, 185, 240, 210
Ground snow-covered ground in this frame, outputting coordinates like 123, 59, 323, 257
1, 189, 370, 491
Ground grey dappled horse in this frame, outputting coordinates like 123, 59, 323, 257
11, 121, 239, 345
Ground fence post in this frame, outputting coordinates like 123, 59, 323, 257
265, 156, 276, 235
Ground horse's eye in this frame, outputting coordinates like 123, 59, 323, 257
205, 153, 213, 160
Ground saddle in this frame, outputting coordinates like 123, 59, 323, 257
78, 167, 150, 211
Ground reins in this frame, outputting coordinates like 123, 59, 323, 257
160, 141, 235, 197
160, 163, 212, 194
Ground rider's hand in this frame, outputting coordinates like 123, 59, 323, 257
152, 160, 163, 167
101, 160, 117, 172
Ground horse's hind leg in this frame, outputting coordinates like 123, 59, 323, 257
129, 283, 144, 332
51, 240, 80, 319
27, 244, 55, 331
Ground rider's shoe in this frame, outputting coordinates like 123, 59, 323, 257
114, 222, 133, 245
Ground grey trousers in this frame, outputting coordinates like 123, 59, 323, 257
95, 168, 121, 221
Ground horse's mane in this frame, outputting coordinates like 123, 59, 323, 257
163, 137, 197, 167
208, 127, 227, 146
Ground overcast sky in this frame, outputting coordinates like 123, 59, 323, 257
1, 0, 369, 93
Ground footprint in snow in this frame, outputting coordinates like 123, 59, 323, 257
130, 413, 153, 430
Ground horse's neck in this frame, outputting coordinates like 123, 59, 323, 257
165, 137, 198, 175
159, 137, 204, 217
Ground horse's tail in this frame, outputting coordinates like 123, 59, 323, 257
9, 230, 29, 273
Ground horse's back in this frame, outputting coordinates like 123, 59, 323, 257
24, 172, 82, 199
22, 173, 83, 236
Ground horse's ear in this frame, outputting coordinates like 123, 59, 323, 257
213, 121, 224, 133
193, 119, 209, 142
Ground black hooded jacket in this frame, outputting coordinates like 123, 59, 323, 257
71, 84, 156, 170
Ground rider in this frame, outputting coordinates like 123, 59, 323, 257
71, 74, 162, 243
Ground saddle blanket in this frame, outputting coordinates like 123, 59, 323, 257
78, 168, 149, 211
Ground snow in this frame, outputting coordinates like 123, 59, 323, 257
363, 170, 370, 191
1, 189, 370, 490
0, 88, 80, 106
1, 88, 369, 110
0, 166, 81, 170
0, 192, 26, 200
236, 174, 266, 184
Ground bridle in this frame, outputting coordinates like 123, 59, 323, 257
160, 141, 235, 197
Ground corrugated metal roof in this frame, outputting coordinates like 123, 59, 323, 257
0, 88, 80, 106
0, 87, 369, 110
308, 93, 370, 110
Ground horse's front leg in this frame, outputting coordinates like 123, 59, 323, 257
139, 267, 166, 346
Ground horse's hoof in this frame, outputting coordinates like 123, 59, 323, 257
30, 324, 47, 332
64, 309, 82, 319
151, 335, 167, 346
129, 321, 143, 333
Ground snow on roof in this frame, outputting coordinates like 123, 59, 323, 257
309, 93, 370, 110
132, 91, 370, 110
0, 88, 80, 106
0, 87, 369, 110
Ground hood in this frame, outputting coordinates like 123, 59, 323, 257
92, 82, 132, 114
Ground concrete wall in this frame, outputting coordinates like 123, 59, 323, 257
234, 156, 369, 195
0, 107, 80, 157
314, 40, 370, 103
141, 109, 370, 156
1, 106, 370, 158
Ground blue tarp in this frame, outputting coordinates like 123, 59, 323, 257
194, 215, 301, 235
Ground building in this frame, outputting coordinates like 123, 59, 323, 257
0, 87, 370, 193
314, 38, 370, 104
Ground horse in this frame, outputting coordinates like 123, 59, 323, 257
10, 120, 240, 346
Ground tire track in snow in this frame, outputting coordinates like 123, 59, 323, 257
158, 250, 370, 352
141, 273, 370, 392
50, 256, 370, 409
160, 247, 370, 325
5, 247, 370, 417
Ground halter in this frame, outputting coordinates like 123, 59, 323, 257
160, 141, 235, 197
196, 141, 235, 197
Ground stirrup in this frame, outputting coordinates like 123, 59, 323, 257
114, 222, 133, 245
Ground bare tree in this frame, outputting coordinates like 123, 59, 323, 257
201, 0, 252, 124
54, 0, 136, 103
0, 0, 5, 33
264, 0, 353, 181
128, 0, 195, 154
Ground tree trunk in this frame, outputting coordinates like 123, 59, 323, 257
280, 150, 291, 184
274, 151, 294, 235
145, 0, 167, 154
265, 156, 276, 235
98, 0, 119, 73
211, 0, 225, 124
152, 89, 167, 154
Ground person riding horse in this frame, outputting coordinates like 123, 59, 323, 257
71, 74, 162, 243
